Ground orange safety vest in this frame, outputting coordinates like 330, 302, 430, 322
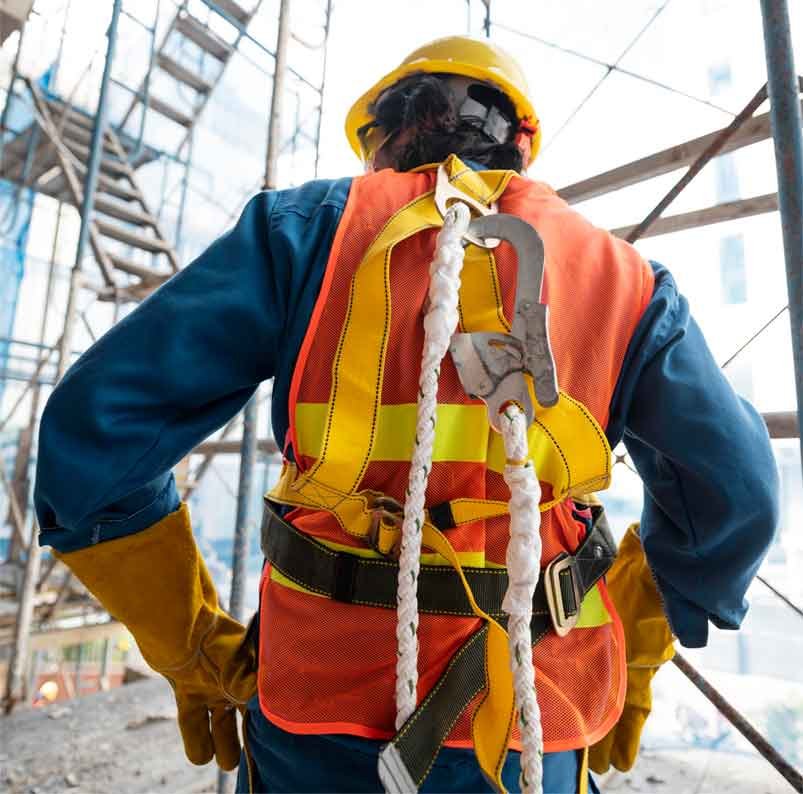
258, 156, 655, 753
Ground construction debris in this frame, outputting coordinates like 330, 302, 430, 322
0, 679, 215, 794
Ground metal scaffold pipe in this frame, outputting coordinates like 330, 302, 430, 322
264, 0, 291, 191
3, 0, 123, 715
58, 0, 122, 381
230, 393, 257, 623
673, 654, 803, 791
313, 0, 332, 178
218, 2, 292, 789
759, 0, 803, 469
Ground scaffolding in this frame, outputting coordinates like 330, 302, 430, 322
0, 0, 330, 709
0, 0, 801, 789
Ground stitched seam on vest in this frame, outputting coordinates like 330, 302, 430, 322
287, 177, 361, 463
562, 392, 611, 482
353, 225, 430, 488
450, 498, 507, 514
447, 168, 507, 205
354, 243, 391, 490
369, 190, 435, 251
397, 630, 484, 740
496, 655, 516, 779
469, 633, 492, 774
533, 415, 571, 492
448, 169, 492, 204
270, 562, 330, 597
311, 258, 357, 473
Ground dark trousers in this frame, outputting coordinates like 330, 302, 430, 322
236, 696, 600, 793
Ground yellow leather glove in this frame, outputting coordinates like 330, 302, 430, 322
55, 503, 256, 770
589, 523, 675, 774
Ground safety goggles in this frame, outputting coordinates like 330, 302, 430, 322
356, 120, 399, 164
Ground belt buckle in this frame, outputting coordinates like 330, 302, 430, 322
544, 553, 582, 638
367, 496, 404, 560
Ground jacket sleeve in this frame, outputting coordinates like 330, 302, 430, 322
34, 192, 286, 553
607, 263, 780, 648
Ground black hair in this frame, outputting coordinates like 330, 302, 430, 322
369, 73, 524, 172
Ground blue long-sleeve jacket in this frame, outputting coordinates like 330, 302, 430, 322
33, 175, 779, 649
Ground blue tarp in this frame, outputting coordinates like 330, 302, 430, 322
0, 178, 33, 401
0, 67, 57, 401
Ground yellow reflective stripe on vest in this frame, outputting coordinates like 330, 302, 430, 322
294, 397, 612, 505
296, 402, 491, 462
576, 584, 612, 628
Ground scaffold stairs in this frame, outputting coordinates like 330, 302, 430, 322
119, 0, 263, 149
16, 77, 180, 303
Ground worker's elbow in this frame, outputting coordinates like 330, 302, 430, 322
34, 387, 86, 541
752, 462, 780, 553
736, 400, 781, 558
739, 449, 780, 570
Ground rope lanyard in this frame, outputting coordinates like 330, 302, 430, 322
394, 201, 545, 793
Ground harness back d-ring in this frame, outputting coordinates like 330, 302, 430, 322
450, 213, 559, 431
434, 164, 500, 248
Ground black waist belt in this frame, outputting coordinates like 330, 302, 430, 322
260, 500, 615, 625
259, 499, 617, 791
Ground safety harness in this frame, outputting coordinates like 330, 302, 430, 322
262, 157, 618, 793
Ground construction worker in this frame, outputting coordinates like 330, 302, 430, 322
34, 37, 778, 794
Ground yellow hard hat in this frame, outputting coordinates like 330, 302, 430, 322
345, 36, 541, 166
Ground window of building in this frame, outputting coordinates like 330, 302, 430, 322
720, 234, 747, 304
715, 153, 740, 202
708, 62, 732, 96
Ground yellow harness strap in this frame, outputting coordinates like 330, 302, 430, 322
421, 523, 514, 792
284, 160, 512, 532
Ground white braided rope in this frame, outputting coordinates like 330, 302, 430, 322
500, 403, 544, 793
395, 202, 472, 728
393, 202, 544, 793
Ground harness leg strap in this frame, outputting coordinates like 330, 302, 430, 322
378, 626, 489, 791
376, 508, 615, 791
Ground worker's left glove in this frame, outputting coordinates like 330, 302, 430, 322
589, 523, 675, 774
54, 503, 257, 771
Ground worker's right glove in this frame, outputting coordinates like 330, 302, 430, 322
589, 523, 675, 774
54, 503, 257, 771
